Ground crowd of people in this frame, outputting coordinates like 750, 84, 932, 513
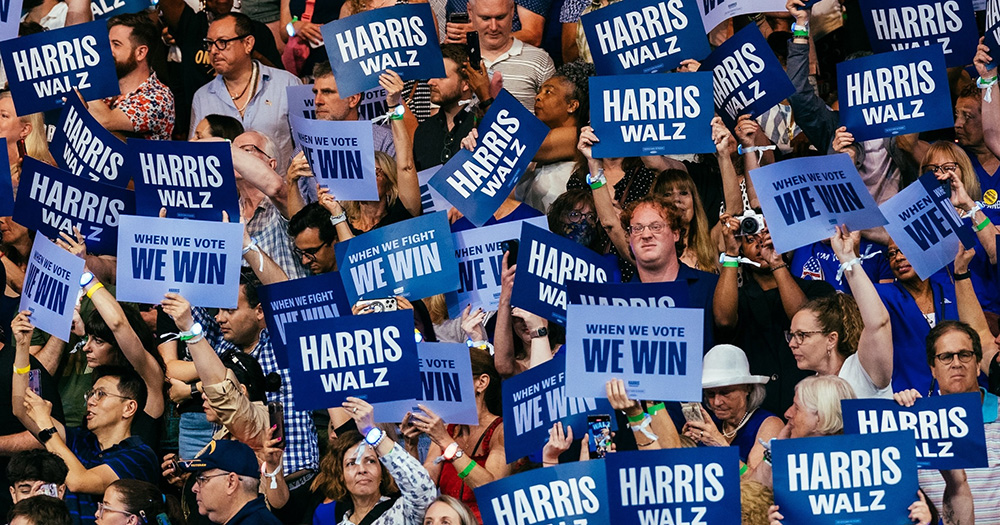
0, 0, 998, 523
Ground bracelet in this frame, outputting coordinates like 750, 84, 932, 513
636, 440, 657, 447
954, 270, 972, 281
587, 169, 607, 190
186, 333, 205, 344
975, 216, 992, 232
261, 462, 282, 490
629, 414, 659, 441
962, 203, 982, 219
739, 463, 749, 476
13, 364, 30, 375
542, 461, 558, 465
647, 402, 665, 415
979, 75, 998, 103
769, 263, 788, 273
627, 411, 647, 423
762, 447, 772, 465
286, 20, 297, 38
85, 282, 104, 298
330, 212, 348, 226
719, 253, 761, 268
389, 104, 405, 120
242, 237, 264, 272
457, 460, 476, 479
834, 246, 881, 283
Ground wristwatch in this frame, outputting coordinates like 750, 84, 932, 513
530, 327, 548, 339
37, 427, 58, 445
364, 427, 385, 447
435, 442, 465, 464
79, 272, 95, 288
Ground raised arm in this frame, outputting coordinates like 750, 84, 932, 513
413, 405, 507, 489
232, 145, 288, 215
382, 70, 422, 217
160, 293, 228, 387
241, 225, 289, 286
64, 0, 93, 26
974, 38, 1000, 161
954, 245, 1000, 373
832, 226, 892, 388
785, 0, 839, 152
157, 0, 187, 29
493, 253, 522, 379
713, 215, 741, 330
578, 127, 631, 262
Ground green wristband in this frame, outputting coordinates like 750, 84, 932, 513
457, 460, 476, 479
722, 260, 739, 268
739, 463, 749, 476
975, 216, 992, 232
627, 412, 647, 423
647, 402, 666, 415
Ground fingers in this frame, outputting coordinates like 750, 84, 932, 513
159, 207, 167, 218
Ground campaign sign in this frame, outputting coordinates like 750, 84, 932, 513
590, 73, 715, 158
510, 223, 614, 325
605, 447, 741, 525
567, 280, 690, 308
565, 304, 704, 401
750, 153, 888, 254
476, 461, 610, 525
0, 0, 23, 42
19, 236, 85, 342
580, 0, 710, 76
502, 352, 616, 460
287, 84, 316, 120
772, 431, 919, 525
92, 0, 152, 19
371, 343, 478, 425
698, 24, 796, 129
13, 157, 134, 255
129, 139, 239, 221
429, 90, 549, 227
290, 115, 378, 201
115, 215, 243, 307
0, 20, 119, 114
281, 310, 420, 408
0, 142, 13, 216
987, 0, 1000, 68
880, 172, 975, 280
258, 272, 352, 369
451, 217, 549, 313
837, 47, 953, 142
49, 97, 128, 187
842, 393, 987, 470
417, 166, 449, 214
700, 0, 787, 32
335, 211, 459, 304
859, 0, 978, 68
321, 3, 445, 96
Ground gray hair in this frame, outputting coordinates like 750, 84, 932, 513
795, 375, 856, 436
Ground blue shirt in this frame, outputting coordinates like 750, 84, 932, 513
789, 240, 892, 293
228, 495, 282, 524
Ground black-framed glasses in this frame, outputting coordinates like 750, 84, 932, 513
239, 143, 271, 159
924, 163, 958, 175
934, 350, 976, 364
195, 472, 231, 486
293, 240, 332, 262
564, 210, 596, 223
628, 222, 666, 235
84, 389, 133, 403
96, 502, 135, 519
784, 330, 827, 344
886, 248, 904, 260
203, 34, 249, 51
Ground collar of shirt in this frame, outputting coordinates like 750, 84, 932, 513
485, 38, 524, 68
207, 61, 272, 96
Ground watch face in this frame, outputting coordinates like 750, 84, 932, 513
365, 427, 382, 444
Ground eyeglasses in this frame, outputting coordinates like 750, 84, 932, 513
195, 472, 231, 486
239, 143, 271, 159
628, 222, 667, 235
564, 210, 596, 223
84, 389, 133, 403
203, 34, 248, 51
934, 350, 976, 364
924, 163, 958, 175
293, 240, 332, 262
886, 248, 904, 260
784, 330, 827, 344
96, 502, 135, 519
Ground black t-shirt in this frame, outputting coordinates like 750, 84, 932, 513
413, 109, 477, 172
348, 199, 414, 236
288, 0, 343, 24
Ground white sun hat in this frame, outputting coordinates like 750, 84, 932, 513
702, 344, 770, 389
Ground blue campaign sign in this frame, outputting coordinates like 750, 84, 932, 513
335, 211, 459, 304
49, 97, 128, 187
258, 272, 352, 369
590, 72, 715, 158
450, 217, 548, 314
750, 153, 888, 254
320, 3, 445, 96
501, 352, 616, 460
698, 24, 796, 129
772, 431, 919, 525
700, 0, 787, 33
0, 141, 13, 216
286, 84, 316, 120
0, 20, 120, 115
115, 215, 243, 307
290, 115, 378, 201
510, 223, 614, 325
13, 157, 134, 255
280, 310, 420, 409
564, 304, 704, 401
428, 90, 549, 227
19, 236, 85, 342
129, 139, 239, 221
371, 343, 478, 425
987, 0, 1000, 68
605, 447, 741, 525
580, 0, 710, 76
837, 47, 953, 142
859, 0, 978, 68
91, 0, 152, 19
567, 280, 690, 308
476, 461, 610, 525
880, 172, 975, 280
417, 166, 450, 214
842, 393, 988, 470
0, 0, 23, 42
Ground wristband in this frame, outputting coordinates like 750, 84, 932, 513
261, 462, 282, 490
457, 460, 476, 479
647, 402, 666, 415
975, 216, 992, 232
190, 383, 200, 399
85, 282, 104, 298
834, 247, 881, 284
954, 270, 972, 281
13, 364, 29, 375
627, 411, 647, 423
769, 263, 788, 273
330, 212, 348, 226
286, 21, 296, 38
186, 333, 205, 344
739, 463, 749, 476
389, 104, 405, 120
978, 75, 998, 103
242, 236, 264, 272
629, 414, 659, 441
587, 169, 607, 190
719, 253, 761, 268
961, 203, 982, 219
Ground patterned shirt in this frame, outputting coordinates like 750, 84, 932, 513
105, 72, 175, 141
246, 198, 310, 280
337, 443, 437, 525
484, 39, 555, 113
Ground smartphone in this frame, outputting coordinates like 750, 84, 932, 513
466, 31, 482, 68
36, 483, 58, 498
27, 369, 40, 396
268, 401, 286, 449
356, 297, 398, 313
448, 12, 470, 24
170, 457, 193, 473
501, 239, 518, 268
587, 414, 612, 459
681, 402, 704, 424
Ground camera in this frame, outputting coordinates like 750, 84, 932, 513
734, 209, 766, 237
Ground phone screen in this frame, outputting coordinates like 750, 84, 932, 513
587, 415, 612, 459
27, 370, 41, 396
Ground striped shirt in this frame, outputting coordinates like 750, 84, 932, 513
484, 39, 556, 113
919, 390, 1000, 524
63, 430, 159, 525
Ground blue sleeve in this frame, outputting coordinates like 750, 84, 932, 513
104, 444, 160, 484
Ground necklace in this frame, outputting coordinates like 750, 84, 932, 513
226, 62, 256, 102
235, 63, 258, 115
722, 409, 755, 439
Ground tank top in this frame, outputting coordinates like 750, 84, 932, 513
437, 417, 502, 522
729, 408, 774, 464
